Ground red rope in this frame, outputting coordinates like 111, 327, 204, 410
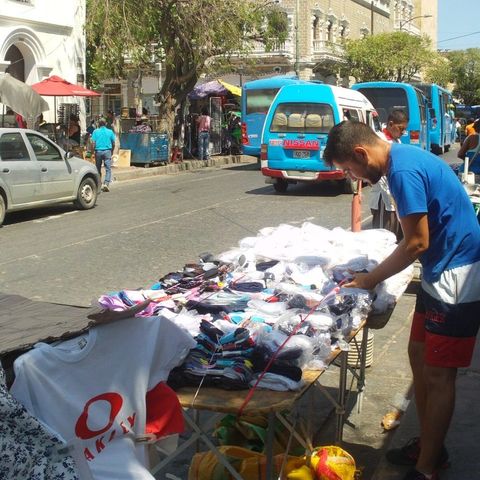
237, 284, 342, 417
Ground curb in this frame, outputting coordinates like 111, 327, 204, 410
110, 155, 257, 183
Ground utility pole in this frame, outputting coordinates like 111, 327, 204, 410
370, 1, 374, 35
295, 0, 300, 77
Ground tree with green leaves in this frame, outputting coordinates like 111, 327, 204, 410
86, 0, 287, 139
423, 54, 452, 88
446, 48, 480, 105
341, 32, 436, 83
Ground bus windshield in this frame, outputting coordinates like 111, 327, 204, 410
246, 88, 280, 115
358, 88, 409, 125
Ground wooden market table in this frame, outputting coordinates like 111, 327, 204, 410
151, 320, 371, 480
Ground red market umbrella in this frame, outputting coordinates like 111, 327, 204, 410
31, 75, 100, 125
31, 75, 100, 97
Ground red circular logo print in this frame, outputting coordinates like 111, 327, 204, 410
75, 392, 123, 440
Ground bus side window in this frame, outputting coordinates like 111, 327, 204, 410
342, 108, 361, 122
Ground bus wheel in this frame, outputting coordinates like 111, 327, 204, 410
273, 179, 288, 193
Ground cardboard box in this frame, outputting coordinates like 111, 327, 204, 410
116, 149, 131, 168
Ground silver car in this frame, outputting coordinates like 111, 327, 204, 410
0, 128, 100, 226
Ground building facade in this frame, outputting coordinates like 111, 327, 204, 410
0, 0, 86, 124
241, 0, 437, 84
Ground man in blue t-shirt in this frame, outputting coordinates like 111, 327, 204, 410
324, 121, 480, 480
91, 118, 116, 192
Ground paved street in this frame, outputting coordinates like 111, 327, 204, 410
0, 160, 368, 306
0, 147, 460, 306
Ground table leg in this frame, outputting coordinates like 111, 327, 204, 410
183, 410, 245, 480
335, 351, 348, 445
357, 326, 369, 414
265, 411, 276, 480
150, 410, 222, 476
194, 409, 200, 453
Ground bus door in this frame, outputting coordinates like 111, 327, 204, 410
416, 90, 429, 150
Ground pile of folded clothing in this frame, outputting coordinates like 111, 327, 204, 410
168, 320, 256, 390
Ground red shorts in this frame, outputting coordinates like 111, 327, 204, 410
410, 287, 480, 368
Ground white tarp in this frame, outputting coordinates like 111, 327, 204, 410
0, 73, 49, 120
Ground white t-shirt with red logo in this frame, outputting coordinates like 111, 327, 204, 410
10, 316, 196, 480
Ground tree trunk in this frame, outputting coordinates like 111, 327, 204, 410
157, 94, 177, 160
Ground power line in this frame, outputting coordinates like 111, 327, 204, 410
438, 30, 480, 44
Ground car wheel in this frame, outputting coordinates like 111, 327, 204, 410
273, 179, 288, 193
0, 194, 5, 227
74, 177, 97, 210
339, 178, 355, 194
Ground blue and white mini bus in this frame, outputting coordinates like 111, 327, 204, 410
260, 83, 380, 193
241, 76, 307, 157
352, 81, 430, 150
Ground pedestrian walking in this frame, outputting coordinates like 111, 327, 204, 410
196, 107, 211, 162
370, 109, 408, 240
91, 118, 116, 192
324, 121, 480, 480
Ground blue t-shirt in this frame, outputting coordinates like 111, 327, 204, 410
388, 143, 480, 283
91, 126, 115, 151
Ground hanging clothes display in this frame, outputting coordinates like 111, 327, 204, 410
0, 366, 79, 480
10, 316, 196, 480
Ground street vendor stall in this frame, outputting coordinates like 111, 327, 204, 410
186, 80, 241, 158
0, 222, 412, 480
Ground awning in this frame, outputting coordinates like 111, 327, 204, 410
218, 80, 241, 97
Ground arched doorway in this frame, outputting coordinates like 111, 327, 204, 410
5, 45, 25, 82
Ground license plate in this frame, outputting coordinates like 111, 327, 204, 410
293, 150, 310, 159
286, 170, 316, 179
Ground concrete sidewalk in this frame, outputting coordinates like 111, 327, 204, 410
372, 334, 480, 480
108, 154, 257, 183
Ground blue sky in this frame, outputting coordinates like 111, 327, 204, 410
437, 0, 480, 50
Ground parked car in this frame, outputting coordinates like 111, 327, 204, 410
0, 128, 100, 226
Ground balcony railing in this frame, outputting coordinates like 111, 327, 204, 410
312, 40, 344, 58
249, 40, 294, 57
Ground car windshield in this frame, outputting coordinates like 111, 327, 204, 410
270, 103, 334, 133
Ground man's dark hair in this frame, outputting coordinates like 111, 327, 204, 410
473, 119, 480, 133
468, 117, 475, 124
201, 107, 209, 116
323, 121, 379, 167
388, 109, 408, 124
